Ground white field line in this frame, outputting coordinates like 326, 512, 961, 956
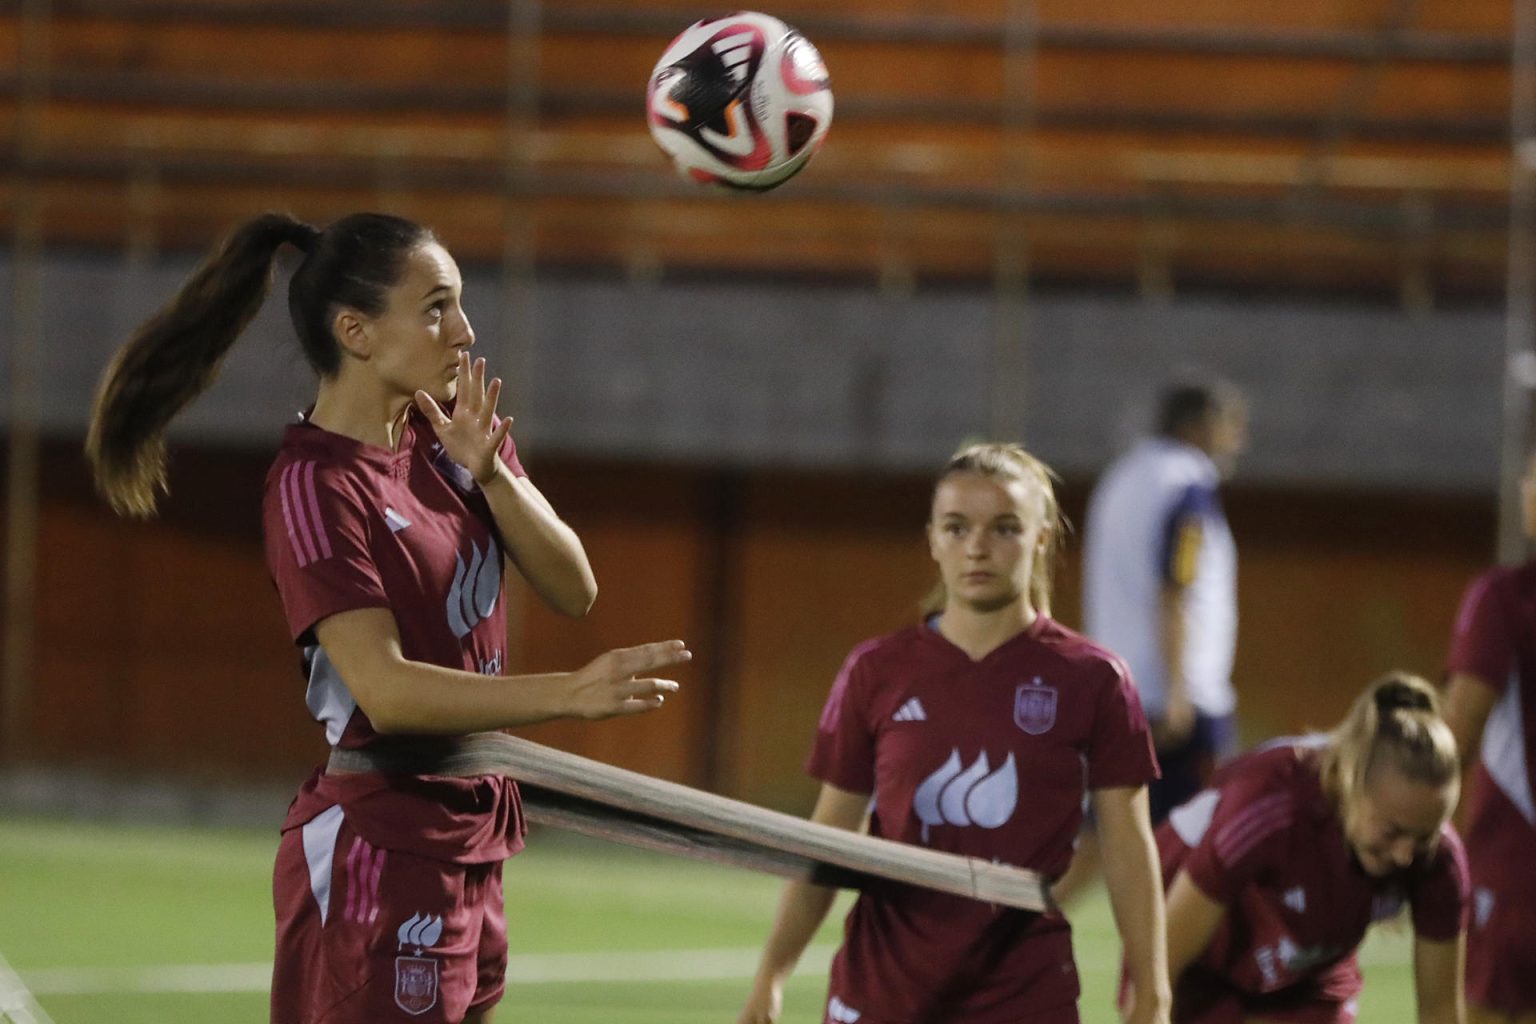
18, 946, 838, 996
15, 933, 1415, 998
0, 949, 57, 1024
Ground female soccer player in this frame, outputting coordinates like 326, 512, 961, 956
738, 443, 1169, 1024
86, 212, 690, 1024
1443, 452, 1536, 1024
1159, 673, 1467, 1024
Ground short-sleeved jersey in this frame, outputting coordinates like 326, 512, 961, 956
1160, 742, 1469, 1002
1083, 437, 1237, 718
262, 408, 527, 863
808, 616, 1159, 1021
1448, 564, 1536, 844
1446, 564, 1536, 1010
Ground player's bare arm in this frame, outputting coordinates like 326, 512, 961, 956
316, 607, 686, 732
416, 352, 599, 618
1164, 869, 1227, 994
1094, 785, 1172, 1024
738, 783, 869, 1024
1157, 583, 1195, 747
1442, 672, 1498, 771
1413, 933, 1467, 1024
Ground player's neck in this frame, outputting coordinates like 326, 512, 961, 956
934, 601, 1037, 661
309, 376, 414, 451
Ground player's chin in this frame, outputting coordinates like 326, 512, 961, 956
956, 586, 1025, 615
1355, 850, 1392, 877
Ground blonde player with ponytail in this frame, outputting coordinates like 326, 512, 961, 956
741, 443, 1168, 1024
1157, 673, 1468, 1024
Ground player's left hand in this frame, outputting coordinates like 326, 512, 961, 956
415, 353, 515, 486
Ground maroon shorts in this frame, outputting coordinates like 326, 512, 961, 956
1174, 968, 1356, 1024
1463, 782, 1536, 1015
270, 808, 506, 1023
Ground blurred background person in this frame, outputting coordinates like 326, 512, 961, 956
1160, 672, 1467, 1024
1084, 377, 1249, 824
738, 443, 1168, 1024
1056, 378, 1247, 907
1442, 451, 1536, 1024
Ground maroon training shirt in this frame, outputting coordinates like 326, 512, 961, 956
263, 408, 527, 864
808, 615, 1159, 1023
1446, 563, 1536, 1011
1159, 742, 1468, 1005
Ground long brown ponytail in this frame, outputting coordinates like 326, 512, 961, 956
86, 213, 318, 516
86, 210, 433, 517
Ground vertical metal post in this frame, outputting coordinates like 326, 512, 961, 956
502, 0, 541, 427
3, 0, 50, 764
1501, 0, 1536, 563
500, 0, 541, 676
989, 0, 1036, 444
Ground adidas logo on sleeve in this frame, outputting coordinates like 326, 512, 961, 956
892, 697, 927, 722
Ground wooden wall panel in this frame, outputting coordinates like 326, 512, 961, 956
3, 442, 1498, 814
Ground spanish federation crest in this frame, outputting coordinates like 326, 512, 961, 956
1014, 677, 1057, 735
394, 956, 439, 1016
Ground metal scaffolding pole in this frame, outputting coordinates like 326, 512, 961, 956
1501, 0, 1536, 564
988, 0, 1036, 445
3, 0, 50, 765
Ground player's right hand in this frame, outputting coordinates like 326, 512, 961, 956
736, 978, 783, 1024
568, 640, 689, 720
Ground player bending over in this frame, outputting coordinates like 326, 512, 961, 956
1158, 673, 1467, 1024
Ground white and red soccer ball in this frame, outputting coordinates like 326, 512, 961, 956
646, 11, 834, 191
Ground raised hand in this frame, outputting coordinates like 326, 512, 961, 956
414, 353, 515, 485
568, 640, 691, 720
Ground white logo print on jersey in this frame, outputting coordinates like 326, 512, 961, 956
1283, 886, 1306, 914
912, 748, 1018, 843
397, 913, 444, 952
384, 507, 413, 533
892, 697, 927, 722
827, 995, 862, 1023
446, 541, 501, 639
395, 914, 444, 1016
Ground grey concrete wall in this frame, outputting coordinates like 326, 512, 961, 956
0, 252, 1505, 491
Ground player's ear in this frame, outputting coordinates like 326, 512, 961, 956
332, 308, 372, 360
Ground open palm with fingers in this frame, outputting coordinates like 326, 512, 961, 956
415, 353, 514, 485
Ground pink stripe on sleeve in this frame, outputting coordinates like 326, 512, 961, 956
284, 463, 321, 566
1214, 792, 1293, 867
366, 846, 387, 926
343, 836, 363, 924
302, 460, 334, 561
278, 464, 309, 568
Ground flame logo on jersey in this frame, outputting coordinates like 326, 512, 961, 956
446, 541, 501, 639
911, 748, 1018, 843
396, 913, 444, 952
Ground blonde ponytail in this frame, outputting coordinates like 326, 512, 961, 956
1320, 672, 1459, 808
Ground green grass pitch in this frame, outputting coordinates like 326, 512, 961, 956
0, 816, 1418, 1022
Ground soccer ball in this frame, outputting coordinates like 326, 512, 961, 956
646, 12, 834, 191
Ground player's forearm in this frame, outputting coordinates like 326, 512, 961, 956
1099, 794, 1172, 1011
359, 657, 580, 734
1158, 586, 1188, 706
1413, 936, 1466, 1024
481, 464, 598, 617
753, 879, 838, 984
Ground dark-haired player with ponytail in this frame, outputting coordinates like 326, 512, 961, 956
1155, 673, 1468, 1024
86, 212, 691, 1024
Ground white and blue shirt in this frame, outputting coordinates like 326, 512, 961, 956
1083, 437, 1237, 718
